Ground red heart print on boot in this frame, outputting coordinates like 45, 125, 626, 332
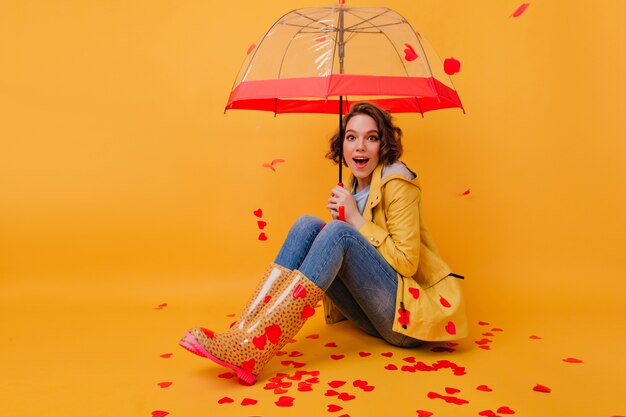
292, 284, 307, 298
440, 295, 451, 308
301, 304, 315, 319
445, 321, 457, 335
265, 324, 282, 344
241, 358, 256, 373
253, 334, 267, 350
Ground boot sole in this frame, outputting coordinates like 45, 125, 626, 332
179, 331, 257, 385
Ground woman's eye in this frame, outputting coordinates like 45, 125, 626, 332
346, 135, 356, 141
368, 135, 379, 141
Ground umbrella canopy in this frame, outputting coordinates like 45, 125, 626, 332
225, 4, 463, 115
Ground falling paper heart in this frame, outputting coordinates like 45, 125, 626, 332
497, 406, 516, 414
533, 384, 551, 393
327, 404, 344, 412
529, 335, 542, 340
157, 382, 172, 388
476, 385, 493, 392
338, 392, 356, 401
330, 354, 345, 360
258, 232, 268, 241
563, 357, 583, 363
253, 208, 263, 218
218, 396, 234, 404
404, 43, 418, 61
275, 396, 295, 407
262, 158, 286, 172
241, 398, 258, 406
325, 342, 338, 348
384, 364, 398, 370
329, 380, 347, 388
478, 411, 499, 417
510, 3, 530, 18
159, 353, 173, 358
445, 387, 461, 395
151, 411, 169, 417
246, 43, 256, 55
443, 57, 461, 75
478, 321, 490, 326
440, 295, 451, 308
257, 220, 267, 229
325, 389, 340, 396
416, 411, 433, 417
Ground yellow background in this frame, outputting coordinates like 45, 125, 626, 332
1, 1, 625, 416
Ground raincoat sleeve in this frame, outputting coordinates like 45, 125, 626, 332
358, 179, 421, 278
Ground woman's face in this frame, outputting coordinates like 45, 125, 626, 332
343, 114, 381, 189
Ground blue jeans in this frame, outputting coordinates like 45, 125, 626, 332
275, 215, 422, 348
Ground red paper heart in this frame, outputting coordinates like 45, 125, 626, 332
491, 328, 503, 332
478, 411, 498, 417
397, 308, 411, 326
289, 351, 303, 357
461, 188, 471, 196
510, 3, 530, 18
159, 353, 173, 358
253, 334, 267, 350
217, 396, 234, 404
445, 387, 460, 394
403, 356, 416, 363
275, 396, 295, 407
306, 333, 320, 339
246, 43, 256, 55
475, 338, 492, 345
257, 220, 267, 229
416, 411, 433, 417
325, 389, 340, 396
384, 364, 398, 370
443, 57, 461, 75
151, 411, 169, 417
274, 387, 288, 394
361, 385, 375, 392
330, 354, 345, 360
408, 287, 420, 299
241, 398, 258, 406
265, 324, 282, 344
529, 335, 542, 339
305, 377, 319, 383
329, 380, 346, 388
445, 321, 457, 335
401, 365, 416, 373
404, 43, 418, 61
298, 383, 313, 392
476, 385, 493, 392
226, 313, 236, 317
381, 352, 393, 357
292, 361, 306, 368
338, 392, 356, 401
241, 358, 255, 373
482, 332, 495, 337
301, 304, 315, 319
293, 284, 307, 298
258, 232, 268, 241
218, 372, 235, 379
358, 352, 371, 357
478, 321, 490, 326
327, 404, 343, 412
353, 379, 368, 387
497, 406, 515, 414
325, 342, 338, 348
157, 381, 172, 388
563, 357, 583, 363
253, 208, 263, 218
533, 384, 551, 393
478, 345, 491, 350
440, 296, 452, 308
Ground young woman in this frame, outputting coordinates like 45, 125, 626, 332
179, 102, 467, 384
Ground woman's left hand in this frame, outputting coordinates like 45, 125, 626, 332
327, 185, 365, 229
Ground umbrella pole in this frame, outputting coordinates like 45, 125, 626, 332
339, 95, 343, 184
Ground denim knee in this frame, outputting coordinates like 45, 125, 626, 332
293, 215, 325, 233
319, 219, 355, 237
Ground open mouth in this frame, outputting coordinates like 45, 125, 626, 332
352, 157, 369, 169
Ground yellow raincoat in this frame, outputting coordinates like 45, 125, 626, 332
323, 162, 467, 341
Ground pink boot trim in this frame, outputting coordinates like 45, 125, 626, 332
178, 331, 257, 385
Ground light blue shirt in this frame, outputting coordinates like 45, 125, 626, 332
352, 182, 371, 215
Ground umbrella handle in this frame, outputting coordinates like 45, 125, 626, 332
337, 183, 346, 221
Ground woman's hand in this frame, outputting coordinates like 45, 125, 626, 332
327, 185, 365, 229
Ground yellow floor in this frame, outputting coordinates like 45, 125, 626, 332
1, 275, 624, 417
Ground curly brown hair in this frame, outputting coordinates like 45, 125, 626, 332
326, 102, 403, 166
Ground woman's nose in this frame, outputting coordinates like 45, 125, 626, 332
355, 138, 366, 150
